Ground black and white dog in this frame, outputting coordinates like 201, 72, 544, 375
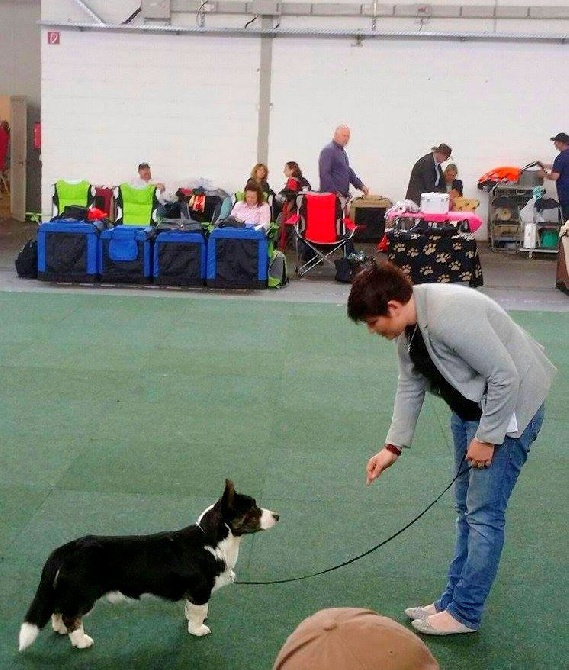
19, 480, 278, 651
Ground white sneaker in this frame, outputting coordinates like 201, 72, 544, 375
412, 613, 476, 636
404, 604, 437, 619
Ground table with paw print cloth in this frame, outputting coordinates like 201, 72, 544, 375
386, 226, 483, 287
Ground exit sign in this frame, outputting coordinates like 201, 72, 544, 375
47, 31, 60, 45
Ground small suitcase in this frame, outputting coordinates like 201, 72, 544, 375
206, 227, 269, 289
153, 230, 207, 287
350, 196, 391, 242
37, 219, 101, 283
99, 225, 155, 284
421, 192, 450, 214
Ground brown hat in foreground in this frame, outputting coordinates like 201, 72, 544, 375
273, 607, 440, 670
431, 143, 452, 157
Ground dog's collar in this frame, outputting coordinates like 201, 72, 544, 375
196, 520, 233, 535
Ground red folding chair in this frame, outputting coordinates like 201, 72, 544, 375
293, 192, 359, 277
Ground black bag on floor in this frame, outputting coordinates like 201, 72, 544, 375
334, 253, 370, 283
334, 257, 354, 283
15, 238, 38, 279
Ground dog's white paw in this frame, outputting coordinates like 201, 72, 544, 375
51, 614, 68, 634
229, 569, 236, 583
106, 591, 126, 603
188, 623, 211, 637
185, 600, 209, 622
70, 631, 94, 649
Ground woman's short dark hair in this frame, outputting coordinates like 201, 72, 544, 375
243, 181, 264, 207
347, 260, 413, 322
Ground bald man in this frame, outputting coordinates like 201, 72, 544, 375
318, 125, 368, 200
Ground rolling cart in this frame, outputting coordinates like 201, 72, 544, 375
488, 183, 534, 251
519, 197, 563, 258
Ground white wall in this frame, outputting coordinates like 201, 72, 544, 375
41, 0, 569, 237
0, 0, 40, 101
269, 37, 568, 231
1, 0, 41, 210
41, 30, 261, 205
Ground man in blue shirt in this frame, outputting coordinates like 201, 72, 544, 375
540, 132, 569, 221
318, 126, 368, 201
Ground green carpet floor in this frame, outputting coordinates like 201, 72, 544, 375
0, 292, 567, 670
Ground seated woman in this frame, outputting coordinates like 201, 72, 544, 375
444, 164, 463, 210
230, 182, 271, 232
247, 163, 273, 198
277, 161, 311, 202
275, 161, 311, 249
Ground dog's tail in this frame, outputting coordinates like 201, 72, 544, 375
19, 545, 67, 651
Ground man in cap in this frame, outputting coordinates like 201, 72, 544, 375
538, 133, 569, 221
273, 607, 439, 670
132, 162, 166, 194
405, 144, 452, 206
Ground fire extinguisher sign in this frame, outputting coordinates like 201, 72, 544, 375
47, 31, 60, 45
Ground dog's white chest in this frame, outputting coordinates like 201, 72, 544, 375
206, 535, 241, 592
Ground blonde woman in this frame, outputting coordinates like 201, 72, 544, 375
247, 163, 272, 197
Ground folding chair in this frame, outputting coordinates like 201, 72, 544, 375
293, 192, 358, 277
277, 192, 305, 251
91, 186, 115, 220
52, 180, 92, 217
114, 183, 158, 225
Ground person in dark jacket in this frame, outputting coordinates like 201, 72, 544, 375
406, 144, 452, 206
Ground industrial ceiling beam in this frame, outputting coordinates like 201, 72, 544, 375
38, 20, 569, 44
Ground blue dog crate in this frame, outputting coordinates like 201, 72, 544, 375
37, 219, 100, 283
206, 227, 269, 289
99, 226, 155, 284
153, 230, 207, 287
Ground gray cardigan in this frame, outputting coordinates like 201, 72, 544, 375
386, 284, 556, 448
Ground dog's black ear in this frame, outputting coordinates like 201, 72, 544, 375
223, 479, 235, 508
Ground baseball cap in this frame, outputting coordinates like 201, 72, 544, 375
550, 132, 569, 143
273, 607, 440, 670
138, 162, 150, 170
431, 143, 452, 157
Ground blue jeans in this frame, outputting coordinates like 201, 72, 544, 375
434, 405, 545, 629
